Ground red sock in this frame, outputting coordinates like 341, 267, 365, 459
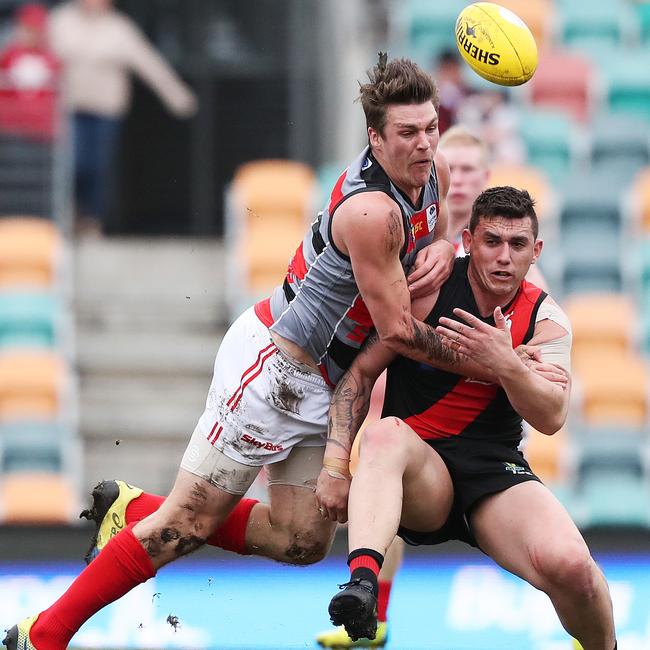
125, 492, 163, 523
349, 554, 381, 576
126, 493, 258, 556
206, 498, 258, 555
377, 580, 392, 622
30, 525, 155, 650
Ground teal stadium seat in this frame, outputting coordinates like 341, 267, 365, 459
0, 421, 68, 473
0, 291, 59, 348
636, 1, 650, 44
556, 171, 626, 294
518, 108, 574, 183
589, 113, 650, 177
557, 0, 637, 48
570, 426, 650, 528
401, 0, 465, 57
598, 49, 650, 122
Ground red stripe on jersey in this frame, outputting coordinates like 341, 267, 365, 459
328, 171, 347, 214
405, 377, 498, 439
345, 295, 374, 343
254, 299, 274, 328
287, 241, 308, 283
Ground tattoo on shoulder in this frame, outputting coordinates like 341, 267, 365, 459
384, 209, 403, 255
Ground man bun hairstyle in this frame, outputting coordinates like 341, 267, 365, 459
358, 52, 439, 135
470, 186, 539, 239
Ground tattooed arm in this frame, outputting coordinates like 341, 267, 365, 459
331, 191, 464, 370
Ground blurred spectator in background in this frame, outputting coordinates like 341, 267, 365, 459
432, 47, 470, 134
49, 0, 198, 236
0, 3, 59, 139
457, 88, 525, 165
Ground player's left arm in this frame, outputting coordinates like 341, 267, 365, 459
437, 302, 571, 435
407, 150, 455, 298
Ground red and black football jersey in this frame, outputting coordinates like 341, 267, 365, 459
382, 256, 547, 445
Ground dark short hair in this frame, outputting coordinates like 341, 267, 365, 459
358, 52, 440, 136
469, 186, 538, 239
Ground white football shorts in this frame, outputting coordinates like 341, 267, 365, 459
181, 306, 332, 493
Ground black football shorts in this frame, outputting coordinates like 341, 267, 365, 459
397, 435, 541, 549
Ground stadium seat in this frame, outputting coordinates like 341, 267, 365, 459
528, 49, 595, 122
0, 421, 70, 473
595, 48, 650, 122
564, 292, 636, 358
399, 0, 466, 54
225, 159, 318, 316
557, 0, 637, 48
0, 351, 66, 419
524, 427, 568, 484
487, 163, 556, 230
490, 0, 555, 49
630, 167, 650, 233
517, 108, 574, 182
554, 171, 625, 295
573, 352, 650, 426
0, 471, 75, 523
636, 1, 650, 44
0, 217, 61, 288
589, 113, 650, 178
0, 291, 59, 349
575, 470, 650, 528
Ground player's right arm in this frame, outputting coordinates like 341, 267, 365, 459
332, 191, 461, 369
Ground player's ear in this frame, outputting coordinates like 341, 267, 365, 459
532, 239, 543, 262
461, 228, 472, 254
368, 126, 381, 149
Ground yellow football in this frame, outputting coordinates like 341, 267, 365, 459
455, 2, 538, 86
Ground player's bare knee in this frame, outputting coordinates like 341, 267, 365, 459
532, 540, 597, 596
282, 529, 330, 565
361, 417, 409, 459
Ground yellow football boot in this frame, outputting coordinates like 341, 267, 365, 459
3, 614, 40, 649
79, 479, 143, 563
316, 622, 388, 648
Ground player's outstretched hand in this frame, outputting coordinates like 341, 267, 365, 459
436, 306, 515, 372
315, 468, 350, 524
407, 239, 455, 298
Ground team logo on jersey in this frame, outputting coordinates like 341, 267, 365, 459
503, 309, 513, 330
361, 157, 373, 171
426, 203, 438, 232
503, 462, 532, 476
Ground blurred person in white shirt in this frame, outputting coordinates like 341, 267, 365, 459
49, 0, 197, 235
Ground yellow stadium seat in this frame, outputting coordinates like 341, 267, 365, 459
487, 163, 555, 222
524, 426, 568, 484
564, 292, 636, 359
226, 159, 318, 314
0, 217, 61, 288
0, 351, 66, 419
1, 472, 74, 523
573, 352, 649, 426
490, 0, 555, 49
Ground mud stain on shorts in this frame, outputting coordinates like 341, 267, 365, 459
271, 378, 305, 414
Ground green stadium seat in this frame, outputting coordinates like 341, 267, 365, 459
518, 109, 574, 182
0, 291, 59, 349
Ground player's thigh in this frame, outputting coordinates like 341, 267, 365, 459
267, 445, 336, 540
398, 434, 454, 533
470, 480, 590, 588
